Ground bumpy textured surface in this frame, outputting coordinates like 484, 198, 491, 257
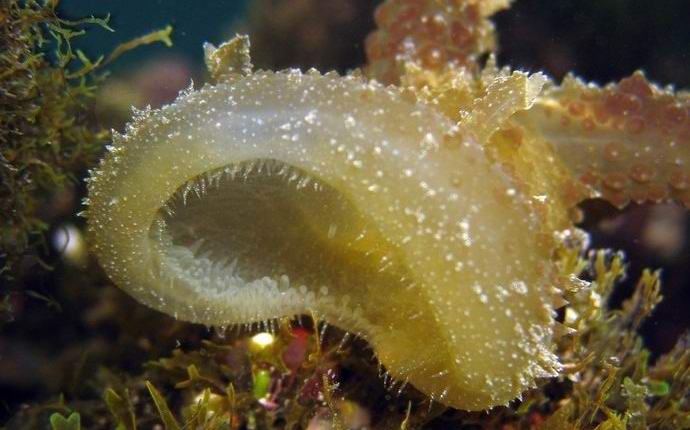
365, 0, 512, 84
87, 0, 690, 412
514, 72, 690, 209
87, 68, 560, 410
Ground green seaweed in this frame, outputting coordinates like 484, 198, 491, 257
49, 412, 81, 430
0, 0, 172, 321
9, 250, 687, 429
3, 216, 687, 428
146, 381, 182, 430
104, 388, 136, 430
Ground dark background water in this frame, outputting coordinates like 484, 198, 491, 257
496, 0, 690, 88
57, 0, 690, 87
58, 0, 250, 74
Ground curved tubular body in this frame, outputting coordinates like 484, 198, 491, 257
87, 70, 560, 410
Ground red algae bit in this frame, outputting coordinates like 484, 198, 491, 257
365, 0, 513, 84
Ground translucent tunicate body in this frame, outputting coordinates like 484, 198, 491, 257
87, 70, 559, 410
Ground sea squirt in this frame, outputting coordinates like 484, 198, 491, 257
87, 0, 690, 412
87, 35, 561, 409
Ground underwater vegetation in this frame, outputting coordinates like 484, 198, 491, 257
0, 0, 172, 319
2, 0, 690, 429
0, 0, 110, 291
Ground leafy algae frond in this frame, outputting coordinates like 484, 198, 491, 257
0, 0, 172, 317
1, 0, 108, 280
527, 246, 690, 430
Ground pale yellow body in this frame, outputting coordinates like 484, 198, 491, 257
87, 0, 690, 411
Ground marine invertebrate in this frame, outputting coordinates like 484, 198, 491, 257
86, 0, 690, 411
